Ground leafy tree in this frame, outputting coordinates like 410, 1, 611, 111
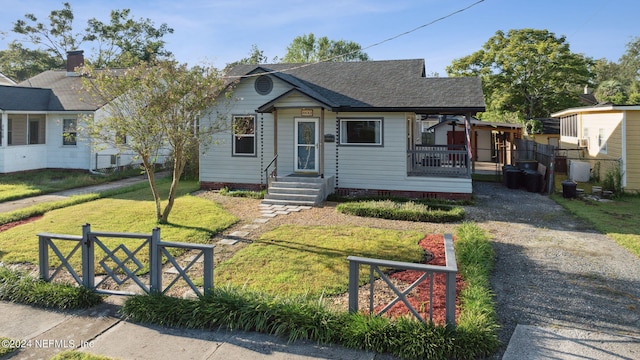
9, 2, 173, 76
84, 8, 174, 68
0, 42, 61, 81
81, 61, 228, 224
281, 33, 370, 63
225, 44, 270, 70
447, 28, 591, 119
594, 79, 627, 104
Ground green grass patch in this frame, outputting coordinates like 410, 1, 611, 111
0, 337, 18, 356
0, 267, 103, 309
0, 180, 238, 273
219, 187, 266, 199
50, 351, 114, 360
552, 193, 640, 258
0, 168, 144, 203
216, 225, 424, 297
336, 199, 465, 223
122, 223, 498, 359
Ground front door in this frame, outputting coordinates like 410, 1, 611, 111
294, 118, 319, 173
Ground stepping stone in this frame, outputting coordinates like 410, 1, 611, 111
299, 206, 312, 210
275, 210, 290, 215
182, 289, 199, 299
261, 213, 278, 218
285, 207, 302, 212
217, 239, 238, 245
241, 224, 260, 230
185, 255, 204, 263
164, 267, 180, 274
253, 218, 270, 224
229, 231, 250, 237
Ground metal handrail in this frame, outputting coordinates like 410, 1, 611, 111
264, 154, 278, 187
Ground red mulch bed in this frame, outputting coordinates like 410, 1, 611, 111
374, 234, 465, 324
0, 216, 42, 232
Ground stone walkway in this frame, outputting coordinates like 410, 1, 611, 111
215, 203, 312, 246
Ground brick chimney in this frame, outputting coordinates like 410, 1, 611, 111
66, 50, 84, 76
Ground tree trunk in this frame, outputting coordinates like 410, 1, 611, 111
142, 158, 162, 222
159, 148, 185, 224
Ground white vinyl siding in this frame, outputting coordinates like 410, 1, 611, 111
200, 75, 284, 184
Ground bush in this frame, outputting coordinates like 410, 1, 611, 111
219, 187, 266, 199
0, 267, 103, 309
336, 199, 465, 223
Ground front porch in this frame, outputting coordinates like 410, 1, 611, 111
407, 145, 470, 177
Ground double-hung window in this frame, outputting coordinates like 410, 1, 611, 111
63, 118, 77, 145
232, 115, 256, 156
339, 118, 383, 145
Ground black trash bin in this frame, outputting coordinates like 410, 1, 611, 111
524, 170, 542, 193
502, 165, 517, 186
561, 180, 577, 198
505, 169, 522, 189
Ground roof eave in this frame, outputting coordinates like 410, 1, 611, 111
333, 106, 486, 114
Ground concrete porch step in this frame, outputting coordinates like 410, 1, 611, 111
263, 176, 325, 206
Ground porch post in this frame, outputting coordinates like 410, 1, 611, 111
465, 113, 473, 174
1, 111, 7, 148
273, 109, 278, 163
320, 108, 325, 177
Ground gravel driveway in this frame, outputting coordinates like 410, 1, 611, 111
467, 182, 640, 358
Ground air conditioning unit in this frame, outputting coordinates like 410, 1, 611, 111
578, 138, 589, 148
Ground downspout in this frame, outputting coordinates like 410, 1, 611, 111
621, 111, 627, 188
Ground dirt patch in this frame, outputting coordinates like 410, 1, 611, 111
0, 216, 43, 232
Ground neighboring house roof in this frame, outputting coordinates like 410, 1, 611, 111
535, 118, 560, 135
426, 115, 522, 132
0, 73, 16, 86
16, 70, 103, 111
227, 60, 486, 113
0, 85, 63, 111
551, 104, 640, 117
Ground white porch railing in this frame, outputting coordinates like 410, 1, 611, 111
407, 145, 470, 177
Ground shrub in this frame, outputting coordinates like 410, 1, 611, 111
0, 267, 103, 309
336, 199, 465, 223
219, 187, 266, 199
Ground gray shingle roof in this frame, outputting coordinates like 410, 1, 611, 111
227, 59, 485, 113
15, 70, 103, 111
0, 85, 62, 111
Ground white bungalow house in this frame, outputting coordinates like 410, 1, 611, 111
199, 59, 486, 204
0, 51, 142, 173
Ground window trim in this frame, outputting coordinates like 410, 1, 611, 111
63, 118, 78, 146
598, 128, 608, 154
232, 114, 257, 157
339, 117, 384, 146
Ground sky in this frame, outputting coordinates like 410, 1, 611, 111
0, 0, 638, 76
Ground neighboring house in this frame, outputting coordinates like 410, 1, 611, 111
0, 73, 16, 86
0, 51, 139, 173
199, 59, 485, 203
525, 118, 560, 147
552, 104, 640, 191
425, 115, 522, 167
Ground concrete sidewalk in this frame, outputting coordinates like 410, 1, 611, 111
0, 174, 155, 215
0, 300, 386, 360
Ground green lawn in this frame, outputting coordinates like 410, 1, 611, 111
0, 168, 143, 203
553, 193, 640, 258
215, 225, 425, 297
0, 180, 237, 270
